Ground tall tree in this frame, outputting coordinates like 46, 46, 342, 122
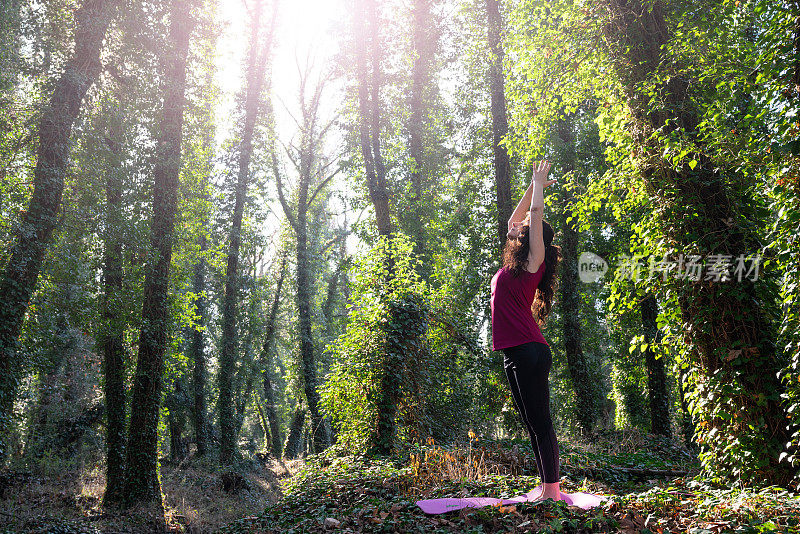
218, 0, 277, 465
355, 0, 392, 238
118, 0, 195, 510
274, 71, 337, 453
403, 0, 439, 261
189, 69, 217, 459
769, 0, 800, 470
321, 240, 347, 337
98, 100, 128, 505
283, 403, 306, 459
353, 0, 405, 455
556, 116, 597, 434
0, 0, 119, 463
594, 0, 792, 484
485, 0, 513, 246
260, 252, 287, 457
166, 377, 189, 462
191, 230, 210, 457
233, 254, 263, 439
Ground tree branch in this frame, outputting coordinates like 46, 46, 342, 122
319, 229, 350, 256
272, 149, 298, 230
306, 165, 340, 209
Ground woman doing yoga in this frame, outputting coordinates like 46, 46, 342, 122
490, 159, 563, 501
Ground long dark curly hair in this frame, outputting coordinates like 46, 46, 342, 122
502, 218, 561, 326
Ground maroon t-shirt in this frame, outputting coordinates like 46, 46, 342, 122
490, 260, 548, 351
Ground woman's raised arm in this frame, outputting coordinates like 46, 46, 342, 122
527, 160, 555, 273
508, 182, 534, 235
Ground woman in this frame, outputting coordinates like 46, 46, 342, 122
490, 159, 563, 501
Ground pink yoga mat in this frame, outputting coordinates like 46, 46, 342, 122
416, 485, 611, 514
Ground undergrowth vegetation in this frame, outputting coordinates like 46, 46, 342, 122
220, 430, 800, 533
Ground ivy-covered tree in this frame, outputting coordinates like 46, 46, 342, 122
119, 0, 196, 510
218, 0, 277, 466
0, 0, 119, 463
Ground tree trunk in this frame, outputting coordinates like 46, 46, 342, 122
404, 0, 436, 258
485, 0, 513, 246
353, 0, 406, 456
375, 297, 426, 454
100, 111, 127, 505
219, 0, 275, 465
120, 0, 194, 510
260, 254, 286, 457
355, 0, 392, 238
234, 361, 255, 437
560, 219, 595, 433
322, 266, 341, 334
295, 129, 325, 453
322, 242, 347, 337
781, 0, 800, 468
188, 70, 214, 460
167, 379, 188, 463
597, 0, 792, 484
373, 347, 402, 454
232, 255, 262, 441
168, 412, 186, 463
283, 405, 306, 459
273, 69, 333, 453
253, 395, 271, 453
296, 224, 325, 452
557, 117, 596, 434
262, 373, 282, 457
0, 0, 118, 464
677, 364, 695, 448
191, 235, 209, 457
641, 293, 670, 436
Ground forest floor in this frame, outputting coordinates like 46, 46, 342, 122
218, 429, 800, 534
0, 451, 295, 533
2, 429, 799, 533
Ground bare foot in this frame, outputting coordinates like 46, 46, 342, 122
535, 491, 563, 501
537, 482, 564, 502
527, 486, 544, 500
536, 489, 573, 502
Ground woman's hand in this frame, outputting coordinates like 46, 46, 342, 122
532, 159, 556, 187
506, 159, 555, 239
526, 160, 550, 271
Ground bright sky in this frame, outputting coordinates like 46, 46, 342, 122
214, 0, 349, 259
215, 0, 345, 130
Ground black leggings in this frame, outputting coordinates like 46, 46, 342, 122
502, 341, 560, 483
